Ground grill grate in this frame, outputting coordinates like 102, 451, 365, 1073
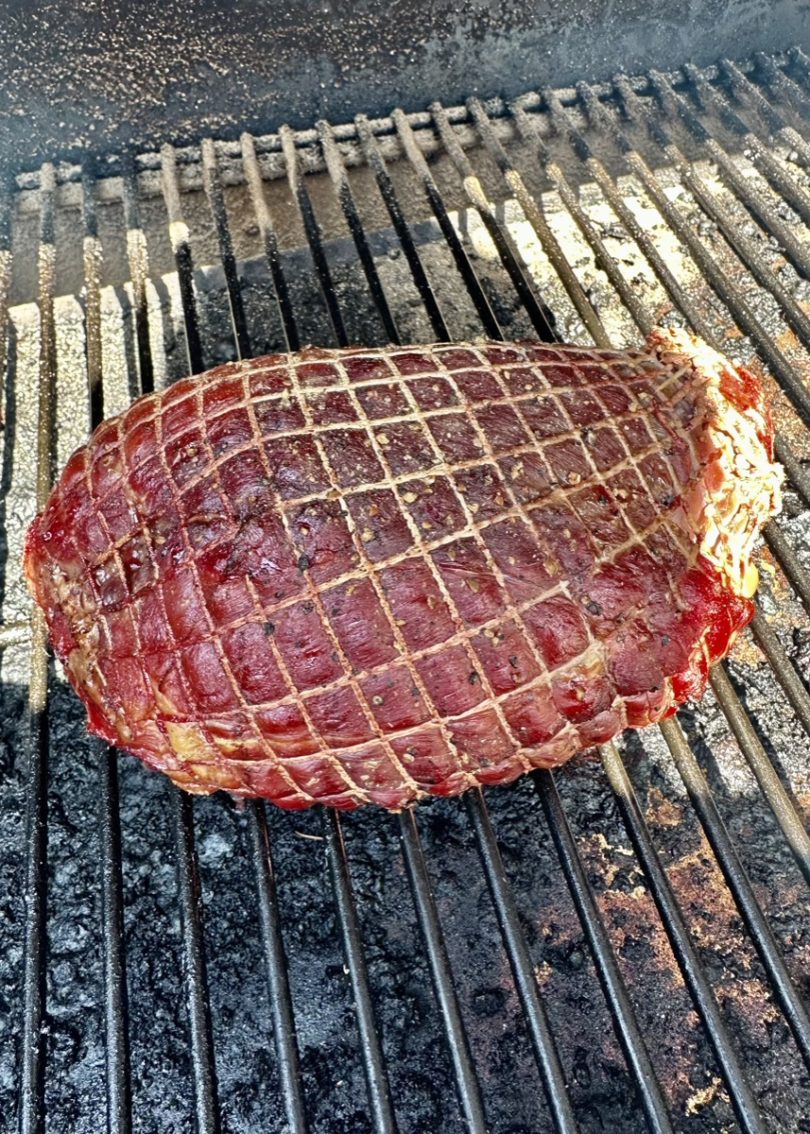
1, 48, 810, 1134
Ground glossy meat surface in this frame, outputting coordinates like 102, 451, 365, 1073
25, 329, 782, 809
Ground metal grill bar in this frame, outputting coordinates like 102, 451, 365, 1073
732, 55, 796, 125
465, 792, 578, 1134
81, 162, 104, 425
675, 64, 810, 282
533, 772, 673, 1134
317, 120, 400, 344
0, 620, 29, 649
771, 438, 810, 510
325, 812, 398, 1134
749, 611, 810, 737
197, 148, 310, 1134
249, 804, 309, 1134
783, 47, 810, 117
356, 119, 588, 1126
442, 77, 807, 1124
121, 155, 155, 394
295, 112, 675, 1133
520, 101, 810, 1062
390, 100, 808, 1122
558, 80, 810, 515
398, 812, 487, 1134
486, 82, 810, 1120
600, 743, 769, 1134
649, 67, 810, 339
82, 164, 133, 1134
354, 114, 450, 341
465, 97, 609, 348
242, 130, 406, 1124
392, 109, 503, 338
278, 126, 408, 1132
19, 162, 57, 1134
753, 61, 810, 231
430, 100, 557, 342
544, 85, 703, 342
240, 132, 301, 352
598, 75, 810, 427
708, 667, 810, 886
511, 99, 655, 337
764, 523, 810, 613
385, 88, 807, 1124
160, 145, 205, 375
536, 77, 810, 908
174, 792, 221, 1134
0, 176, 11, 388
718, 57, 810, 199
549, 62, 810, 552
708, 667, 810, 883
708, 61, 810, 227
646, 93, 810, 353
750, 52, 810, 161
538, 77, 810, 722
475, 87, 809, 1084
280, 126, 347, 347
33, 165, 56, 556
550, 64, 810, 550
20, 627, 48, 1134
201, 140, 251, 360
98, 745, 132, 1134
151, 161, 226, 1134
307, 127, 530, 1131
731, 53, 810, 156
659, 718, 810, 1069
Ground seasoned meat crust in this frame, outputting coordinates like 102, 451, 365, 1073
25, 329, 782, 809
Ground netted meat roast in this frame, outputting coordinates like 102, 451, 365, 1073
25, 328, 782, 809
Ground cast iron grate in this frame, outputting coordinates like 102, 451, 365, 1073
1, 47, 810, 1134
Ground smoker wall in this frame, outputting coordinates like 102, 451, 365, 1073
0, 0, 808, 169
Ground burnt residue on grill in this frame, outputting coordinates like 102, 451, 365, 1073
2, 49, 810, 1134
1, 681, 806, 1132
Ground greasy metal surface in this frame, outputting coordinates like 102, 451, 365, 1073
2, 1, 810, 170
1, 49, 810, 1134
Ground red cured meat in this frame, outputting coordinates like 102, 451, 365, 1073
25, 328, 782, 809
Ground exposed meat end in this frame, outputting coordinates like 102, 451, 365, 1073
25, 328, 782, 810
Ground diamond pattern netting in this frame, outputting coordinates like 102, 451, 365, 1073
25, 331, 775, 809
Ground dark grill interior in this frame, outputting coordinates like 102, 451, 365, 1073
1, 48, 810, 1134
